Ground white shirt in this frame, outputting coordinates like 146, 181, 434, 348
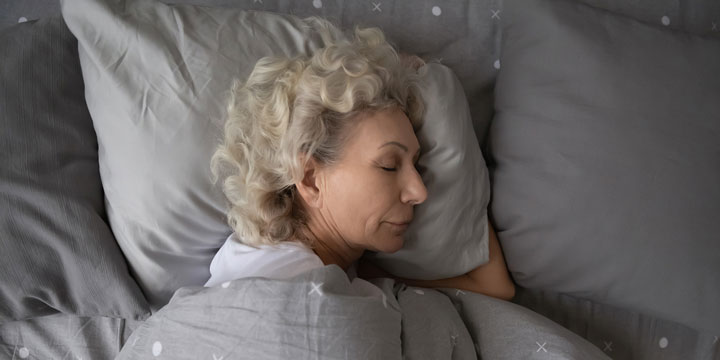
205, 233, 369, 289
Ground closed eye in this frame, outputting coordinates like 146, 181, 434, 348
381, 159, 420, 172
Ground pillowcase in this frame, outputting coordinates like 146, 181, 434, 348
364, 63, 490, 279
489, 0, 720, 333
61, 0, 490, 306
0, 17, 150, 323
60, 0, 328, 307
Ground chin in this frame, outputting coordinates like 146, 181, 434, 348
378, 235, 404, 254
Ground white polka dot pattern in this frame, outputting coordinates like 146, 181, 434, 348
152, 341, 163, 356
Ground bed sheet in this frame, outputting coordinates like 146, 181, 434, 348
4, 0, 720, 36
3, 0, 720, 149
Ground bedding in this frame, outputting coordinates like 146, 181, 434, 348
1, 0, 719, 359
60, 0, 495, 307
117, 266, 610, 359
0, 16, 150, 323
513, 287, 720, 359
3, 288, 717, 359
61, 0, 326, 307
489, 0, 720, 333
0, 314, 142, 359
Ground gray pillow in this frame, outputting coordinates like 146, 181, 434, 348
61, 0, 492, 306
0, 17, 150, 323
489, 0, 720, 333
60, 0, 331, 307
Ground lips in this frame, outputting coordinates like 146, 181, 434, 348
386, 220, 411, 233
386, 220, 411, 226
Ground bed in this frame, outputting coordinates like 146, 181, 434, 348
1, 0, 719, 359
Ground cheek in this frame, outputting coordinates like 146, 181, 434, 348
326, 167, 394, 238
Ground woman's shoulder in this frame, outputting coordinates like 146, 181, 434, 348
204, 233, 324, 287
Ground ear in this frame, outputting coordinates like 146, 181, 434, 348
295, 156, 323, 209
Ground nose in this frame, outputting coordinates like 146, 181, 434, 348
401, 166, 428, 206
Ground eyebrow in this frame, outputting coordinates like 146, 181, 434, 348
378, 141, 421, 161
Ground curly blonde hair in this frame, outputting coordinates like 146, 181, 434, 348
211, 16, 425, 247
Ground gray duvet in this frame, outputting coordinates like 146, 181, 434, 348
117, 266, 609, 359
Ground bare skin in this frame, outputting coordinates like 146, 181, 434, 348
295, 106, 515, 301
358, 221, 516, 301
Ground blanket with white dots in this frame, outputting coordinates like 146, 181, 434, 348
116, 265, 609, 359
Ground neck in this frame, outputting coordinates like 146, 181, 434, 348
300, 216, 363, 272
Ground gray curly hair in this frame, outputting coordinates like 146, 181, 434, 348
211, 16, 426, 247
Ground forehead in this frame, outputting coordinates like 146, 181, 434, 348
346, 107, 418, 151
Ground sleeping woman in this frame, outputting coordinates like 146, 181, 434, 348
205, 17, 515, 301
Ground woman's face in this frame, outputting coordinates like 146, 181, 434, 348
314, 106, 428, 253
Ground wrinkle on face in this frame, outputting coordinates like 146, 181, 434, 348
299, 106, 427, 268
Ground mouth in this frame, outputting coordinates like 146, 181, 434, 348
387, 216, 412, 225
385, 221, 411, 231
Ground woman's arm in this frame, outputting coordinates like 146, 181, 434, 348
359, 220, 516, 301
466, 221, 516, 300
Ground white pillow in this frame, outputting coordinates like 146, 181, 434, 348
61, 0, 489, 307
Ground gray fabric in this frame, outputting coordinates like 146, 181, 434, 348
10, 0, 506, 150
490, 0, 720, 334
5, 286, 714, 360
513, 288, 720, 360
439, 288, 611, 359
118, 268, 402, 359
0, 17, 150, 323
0, 314, 143, 360
117, 266, 608, 359
574, 0, 720, 37
363, 63, 490, 280
397, 287, 476, 359
60, 0, 494, 307
5, 0, 720, 146
0, 1, 60, 31
2, 0, 718, 357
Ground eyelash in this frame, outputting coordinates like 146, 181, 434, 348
381, 161, 419, 172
